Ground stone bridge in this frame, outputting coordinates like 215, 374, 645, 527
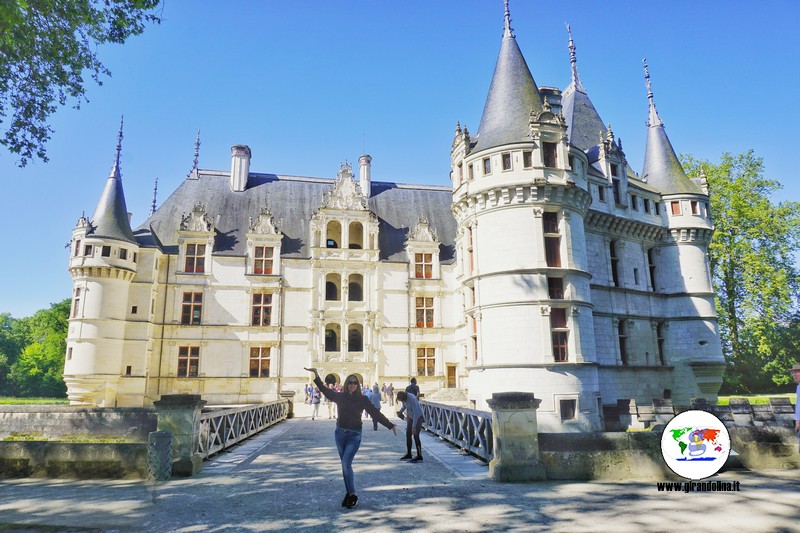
1, 401, 799, 532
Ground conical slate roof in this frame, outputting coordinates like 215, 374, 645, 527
640, 62, 701, 195
89, 128, 137, 244
472, 16, 542, 154
562, 83, 606, 153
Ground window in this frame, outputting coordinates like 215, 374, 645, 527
471, 316, 478, 362
548, 277, 564, 299
560, 399, 577, 420
325, 273, 340, 301
656, 322, 666, 365
468, 163, 474, 181
185, 243, 206, 273
543, 142, 558, 168
254, 246, 274, 274
417, 347, 435, 377
119, 248, 128, 260
647, 248, 657, 292
251, 293, 272, 326
250, 347, 270, 377
670, 201, 681, 215
415, 297, 434, 328
125, 366, 131, 376
633, 268, 639, 286
181, 292, 202, 325
598, 185, 606, 202
643, 199, 650, 214
467, 227, 475, 275
415, 253, 433, 279
704, 202, 710, 217
631, 195, 638, 211
543, 212, 558, 234
482, 157, 491, 175
325, 327, 338, 352
457, 162, 463, 184
610, 163, 619, 177
84, 244, 93, 256
177, 346, 199, 377
348, 274, 363, 302
131, 306, 138, 314
348, 326, 363, 352
545, 237, 561, 268
523, 151, 532, 168
72, 288, 81, 318
67, 347, 73, 360
101, 245, 111, 257
691, 200, 699, 215
609, 241, 620, 287
612, 179, 621, 204
74, 239, 81, 257
348, 222, 363, 249
502, 153, 512, 171
551, 308, 568, 362
326, 221, 341, 248
654, 202, 661, 215
133, 252, 137, 263
618, 321, 628, 365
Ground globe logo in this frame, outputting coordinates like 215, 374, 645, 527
660, 410, 731, 480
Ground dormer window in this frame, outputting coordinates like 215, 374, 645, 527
415, 253, 433, 279
185, 244, 206, 273
253, 246, 274, 275
543, 142, 558, 168
610, 163, 619, 177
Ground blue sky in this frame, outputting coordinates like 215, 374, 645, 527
1, 1, 798, 318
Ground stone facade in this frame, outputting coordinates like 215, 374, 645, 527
63, 6, 725, 432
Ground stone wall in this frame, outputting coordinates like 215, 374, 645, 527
0, 442, 147, 478
0, 406, 157, 442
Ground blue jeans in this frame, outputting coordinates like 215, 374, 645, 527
334, 427, 362, 494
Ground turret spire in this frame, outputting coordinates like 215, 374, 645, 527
109, 115, 124, 178
504, 0, 513, 37
643, 58, 662, 127
193, 129, 201, 171
150, 177, 158, 216
566, 24, 585, 92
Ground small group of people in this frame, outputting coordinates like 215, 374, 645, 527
303, 368, 425, 509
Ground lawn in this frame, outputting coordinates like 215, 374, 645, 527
716, 393, 795, 406
0, 397, 69, 405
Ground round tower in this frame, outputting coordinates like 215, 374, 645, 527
64, 122, 139, 406
451, 4, 601, 431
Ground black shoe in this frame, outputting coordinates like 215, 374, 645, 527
410, 456, 423, 463
342, 493, 350, 507
346, 493, 358, 508
400, 454, 413, 460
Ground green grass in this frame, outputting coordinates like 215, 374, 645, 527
3, 432, 135, 443
716, 394, 795, 406
0, 397, 68, 405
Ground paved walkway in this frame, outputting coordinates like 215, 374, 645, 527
1, 402, 799, 532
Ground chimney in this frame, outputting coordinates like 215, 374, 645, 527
359, 154, 372, 197
230, 145, 251, 192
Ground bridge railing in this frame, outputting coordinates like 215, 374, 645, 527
420, 400, 493, 462
199, 399, 289, 459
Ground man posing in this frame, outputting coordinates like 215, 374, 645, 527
396, 390, 424, 462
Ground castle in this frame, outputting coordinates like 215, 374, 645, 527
64, 4, 725, 431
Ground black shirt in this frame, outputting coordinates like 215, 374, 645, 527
314, 376, 394, 431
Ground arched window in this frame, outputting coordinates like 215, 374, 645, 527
348, 221, 363, 249
348, 274, 363, 302
325, 273, 340, 301
325, 326, 339, 352
326, 221, 341, 248
348, 325, 363, 352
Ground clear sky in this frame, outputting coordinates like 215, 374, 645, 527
1, 1, 798, 318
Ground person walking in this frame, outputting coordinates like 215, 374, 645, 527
386, 383, 394, 406
304, 367, 397, 509
791, 363, 800, 451
370, 384, 382, 430
310, 386, 322, 420
405, 377, 420, 397
396, 390, 424, 462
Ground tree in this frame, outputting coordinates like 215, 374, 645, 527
8, 299, 70, 397
0, 0, 161, 166
682, 151, 800, 392
0, 312, 26, 394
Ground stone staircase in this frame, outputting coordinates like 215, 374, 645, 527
424, 388, 469, 402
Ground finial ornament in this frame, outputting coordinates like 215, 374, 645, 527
150, 177, 158, 216
503, 0, 513, 37
193, 129, 201, 172
566, 23, 585, 92
642, 58, 663, 127
110, 115, 124, 178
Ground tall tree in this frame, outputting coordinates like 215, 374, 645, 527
682, 151, 800, 392
8, 299, 70, 397
0, 0, 161, 166
0, 312, 26, 395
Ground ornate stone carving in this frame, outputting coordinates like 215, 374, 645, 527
320, 162, 368, 210
540, 305, 551, 316
180, 203, 213, 232
74, 214, 90, 229
407, 215, 439, 243
249, 207, 280, 235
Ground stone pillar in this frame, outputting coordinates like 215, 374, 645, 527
486, 392, 546, 481
154, 394, 207, 476
279, 390, 296, 419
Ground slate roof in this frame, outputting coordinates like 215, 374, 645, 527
472, 25, 542, 154
641, 108, 702, 195
88, 167, 137, 244
135, 172, 457, 263
561, 83, 607, 153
